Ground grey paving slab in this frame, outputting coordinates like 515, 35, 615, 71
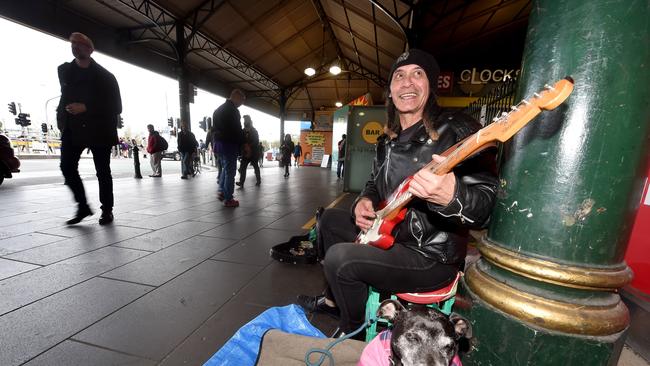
73, 260, 263, 361
111, 220, 217, 252
200, 215, 278, 240
120, 208, 209, 230
189, 210, 240, 224
24, 340, 156, 366
131, 202, 194, 216
102, 235, 237, 286
187, 205, 262, 223
0, 277, 152, 366
0, 212, 55, 228
5, 226, 151, 265
211, 228, 304, 266
0, 217, 67, 240
235, 260, 326, 308
112, 211, 158, 222
265, 211, 318, 231
37, 221, 107, 238
0, 246, 149, 315
159, 300, 267, 366
0, 232, 65, 256
0, 258, 40, 280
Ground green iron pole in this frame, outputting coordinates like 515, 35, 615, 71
459, 0, 650, 365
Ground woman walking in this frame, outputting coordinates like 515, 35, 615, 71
280, 134, 294, 178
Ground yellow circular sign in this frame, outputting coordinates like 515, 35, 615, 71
361, 121, 384, 144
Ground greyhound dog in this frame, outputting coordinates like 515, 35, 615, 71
359, 299, 472, 366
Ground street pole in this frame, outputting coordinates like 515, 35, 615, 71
132, 144, 143, 179
44, 95, 60, 127
459, 1, 650, 365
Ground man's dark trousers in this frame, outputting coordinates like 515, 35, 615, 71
60, 134, 113, 211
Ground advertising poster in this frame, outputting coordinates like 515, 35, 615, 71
299, 130, 332, 166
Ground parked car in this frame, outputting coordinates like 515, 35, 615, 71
162, 139, 180, 160
162, 149, 181, 161
0, 134, 20, 186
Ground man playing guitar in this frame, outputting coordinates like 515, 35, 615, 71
297, 49, 499, 340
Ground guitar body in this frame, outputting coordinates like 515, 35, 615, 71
357, 207, 408, 249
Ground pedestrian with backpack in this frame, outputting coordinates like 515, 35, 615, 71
146, 124, 166, 177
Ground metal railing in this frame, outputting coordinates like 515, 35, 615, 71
465, 78, 519, 126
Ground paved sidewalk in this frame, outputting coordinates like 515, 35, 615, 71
0, 165, 646, 365
0, 165, 342, 365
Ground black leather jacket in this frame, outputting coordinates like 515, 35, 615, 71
56, 59, 122, 147
356, 112, 498, 264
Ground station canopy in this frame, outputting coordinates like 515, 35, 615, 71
2, 0, 531, 120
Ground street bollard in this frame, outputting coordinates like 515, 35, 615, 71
133, 145, 143, 179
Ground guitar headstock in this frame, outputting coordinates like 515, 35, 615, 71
479, 77, 574, 143
532, 77, 575, 110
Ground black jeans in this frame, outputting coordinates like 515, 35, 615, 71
319, 208, 458, 334
238, 157, 261, 184
60, 136, 113, 211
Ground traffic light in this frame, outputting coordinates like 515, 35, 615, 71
176, 118, 180, 128
15, 113, 31, 126
167, 117, 173, 127
7, 102, 16, 115
199, 117, 207, 131
117, 116, 124, 129
41, 123, 48, 133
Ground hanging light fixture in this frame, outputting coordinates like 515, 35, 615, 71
329, 65, 341, 75
304, 67, 316, 76
335, 101, 343, 108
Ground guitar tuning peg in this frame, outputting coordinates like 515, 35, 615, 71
533, 92, 541, 98
522, 100, 531, 105
510, 105, 519, 111
501, 112, 508, 117
544, 84, 554, 90
492, 117, 500, 122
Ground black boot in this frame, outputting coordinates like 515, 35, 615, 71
66, 205, 93, 225
99, 209, 114, 225
296, 294, 340, 318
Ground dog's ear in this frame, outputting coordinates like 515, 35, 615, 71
377, 299, 405, 321
449, 313, 473, 339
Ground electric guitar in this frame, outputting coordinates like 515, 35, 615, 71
356, 77, 575, 249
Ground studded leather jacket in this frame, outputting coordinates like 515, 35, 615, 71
355, 112, 498, 264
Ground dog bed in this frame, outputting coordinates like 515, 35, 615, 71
255, 329, 366, 366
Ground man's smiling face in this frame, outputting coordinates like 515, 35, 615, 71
390, 64, 430, 117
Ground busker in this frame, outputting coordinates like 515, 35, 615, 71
297, 49, 498, 340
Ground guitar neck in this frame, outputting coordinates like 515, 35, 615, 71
370, 77, 575, 226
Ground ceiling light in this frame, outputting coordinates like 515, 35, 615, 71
335, 101, 343, 108
304, 67, 316, 76
329, 65, 341, 75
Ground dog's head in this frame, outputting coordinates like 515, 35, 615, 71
377, 299, 472, 366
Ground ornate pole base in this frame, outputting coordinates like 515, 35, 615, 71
457, 258, 629, 365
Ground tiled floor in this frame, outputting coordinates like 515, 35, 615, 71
0, 164, 646, 365
0, 165, 341, 365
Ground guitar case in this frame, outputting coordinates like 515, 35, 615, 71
269, 233, 318, 265
270, 207, 324, 265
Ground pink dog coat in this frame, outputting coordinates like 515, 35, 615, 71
358, 330, 462, 366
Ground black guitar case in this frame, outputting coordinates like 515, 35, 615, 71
269, 207, 324, 265
269, 233, 318, 265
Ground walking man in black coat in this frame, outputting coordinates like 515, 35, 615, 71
57, 32, 122, 225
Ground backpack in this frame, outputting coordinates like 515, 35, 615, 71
157, 134, 168, 151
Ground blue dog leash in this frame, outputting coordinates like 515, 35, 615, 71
304, 316, 377, 366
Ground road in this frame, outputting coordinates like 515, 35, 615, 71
0, 153, 221, 189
